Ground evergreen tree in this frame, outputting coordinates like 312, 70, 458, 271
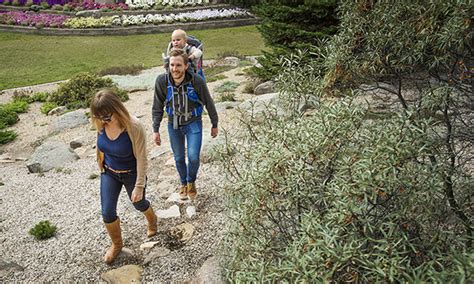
251, 0, 339, 80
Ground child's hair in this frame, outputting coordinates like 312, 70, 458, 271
168, 48, 189, 65
90, 89, 131, 133
171, 29, 187, 41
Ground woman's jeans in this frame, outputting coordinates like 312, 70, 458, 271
100, 169, 149, 223
168, 119, 203, 185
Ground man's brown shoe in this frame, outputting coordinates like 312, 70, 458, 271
187, 182, 197, 200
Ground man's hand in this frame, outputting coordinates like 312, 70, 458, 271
211, 127, 218, 138
131, 187, 144, 203
153, 132, 161, 146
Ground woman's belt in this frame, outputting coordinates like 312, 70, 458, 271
104, 165, 132, 174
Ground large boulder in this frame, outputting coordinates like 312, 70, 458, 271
50, 110, 89, 132
26, 141, 79, 173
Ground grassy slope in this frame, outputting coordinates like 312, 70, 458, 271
0, 25, 265, 90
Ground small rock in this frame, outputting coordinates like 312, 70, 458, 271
170, 223, 194, 242
47, 106, 67, 116
156, 205, 180, 219
70, 136, 86, 149
101, 264, 142, 284
254, 81, 275, 95
140, 241, 160, 251
186, 206, 196, 219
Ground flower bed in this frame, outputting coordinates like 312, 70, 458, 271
0, 7, 252, 29
110, 8, 251, 27
127, 0, 210, 10
0, 10, 69, 27
0, 0, 129, 11
0, 0, 214, 11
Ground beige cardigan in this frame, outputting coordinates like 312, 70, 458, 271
96, 116, 148, 191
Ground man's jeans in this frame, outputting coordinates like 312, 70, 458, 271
168, 119, 203, 185
100, 169, 149, 223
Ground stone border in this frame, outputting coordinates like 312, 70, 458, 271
0, 17, 260, 35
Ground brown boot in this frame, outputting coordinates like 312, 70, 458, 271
187, 182, 197, 200
178, 184, 188, 200
103, 218, 123, 264
143, 205, 158, 237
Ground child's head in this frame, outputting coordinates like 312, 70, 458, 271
171, 29, 187, 49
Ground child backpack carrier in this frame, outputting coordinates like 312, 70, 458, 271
165, 74, 204, 129
164, 35, 206, 81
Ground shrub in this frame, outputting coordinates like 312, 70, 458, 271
0, 106, 19, 128
40, 102, 58, 115
217, 92, 236, 102
206, 74, 227, 83
11, 0, 20, 6
4, 100, 29, 114
219, 0, 473, 281
29, 220, 57, 240
215, 81, 239, 93
0, 130, 17, 145
25, 0, 34, 7
242, 79, 260, 94
48, 72, 128, 110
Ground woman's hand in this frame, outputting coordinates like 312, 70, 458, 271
131, 187, 144, 203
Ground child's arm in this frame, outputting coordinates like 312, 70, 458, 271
188, 45, 202, 61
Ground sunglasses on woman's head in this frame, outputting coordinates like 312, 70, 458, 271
95, 114, 112, 122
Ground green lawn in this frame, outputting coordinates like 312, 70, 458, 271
0, 25, 265, 90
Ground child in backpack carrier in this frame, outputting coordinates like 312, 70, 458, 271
163, 29, 205, 81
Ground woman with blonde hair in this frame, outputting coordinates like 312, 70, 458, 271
91, 89, 157, 264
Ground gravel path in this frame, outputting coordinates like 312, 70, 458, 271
0, 64, 250, 282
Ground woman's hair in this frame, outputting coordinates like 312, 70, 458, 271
168, 48, 189, 65
90, 89, 131, 133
